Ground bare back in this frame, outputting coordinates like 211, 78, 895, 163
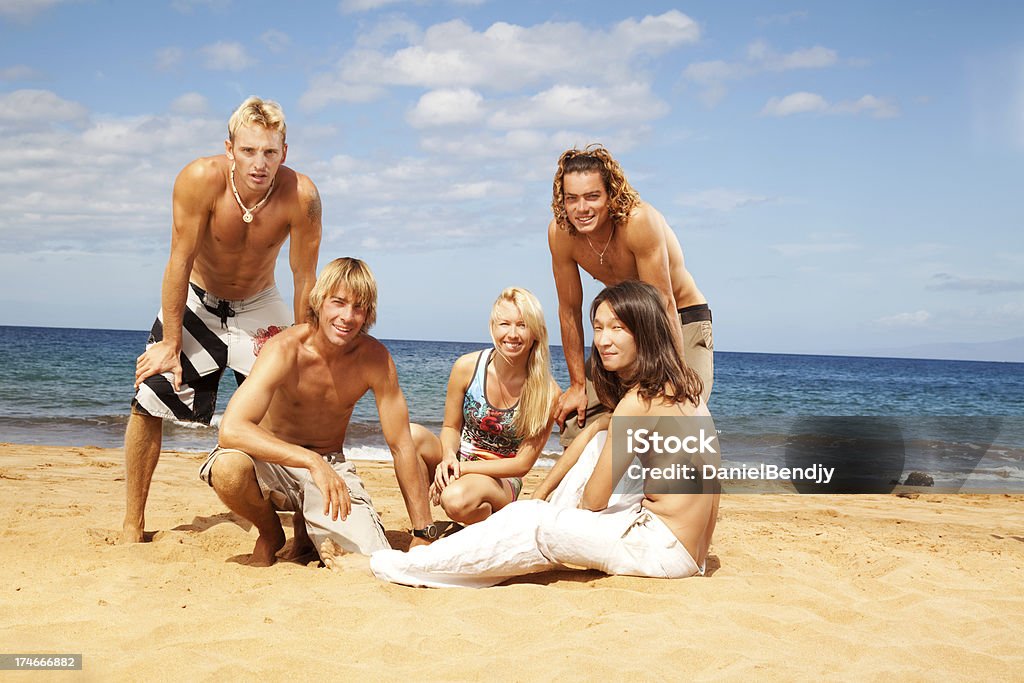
595, 388, 718, 565
179, 155, 310, 300
256, 325, 387, 454
634, 393, 718, 564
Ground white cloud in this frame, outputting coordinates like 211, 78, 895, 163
339, 0, 405, 13
200, 41, 256, 71
407, 88, 485, 127
488, 83, 668, 129
170, 92, 210, 115
155, 47, 185, 71
677, 188, 774, 212
832, 94, 900, 118
355, 16, 422, 48
0, 89, 88, 128
749, 41, 838, 70
684, 40, 840, 107
307, 10, 699, 103
928, 273, 1024, 294
760, 92, 829, 116
0, 98, 222, 254
300, 72, 386, 109
418, 127, 646, 171
761, 92, 899, 118
875, 311, 932, 327
260, 29, 291, 54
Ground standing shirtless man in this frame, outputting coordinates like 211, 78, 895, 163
123, 96, 322, 543
549, 145, 713, 445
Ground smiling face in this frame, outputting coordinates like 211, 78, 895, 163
318, 284, 367, 347
592, 300, 637, 375
225, 123, 287, 196
562, 171, 611, 235
490, 299, 535, 363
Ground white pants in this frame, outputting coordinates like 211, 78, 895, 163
370, 432, 702, 588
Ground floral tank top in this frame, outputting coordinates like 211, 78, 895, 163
459, 349, 521, 460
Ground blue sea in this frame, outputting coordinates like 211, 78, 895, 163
0, 325, 1021, 491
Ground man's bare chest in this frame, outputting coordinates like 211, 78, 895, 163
573, 239, 638, 285
207, 200, 292, 252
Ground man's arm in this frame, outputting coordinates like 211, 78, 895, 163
531, 412, 610, 500
218, 335, 352, 520
371, 347, 433, 536
580, 396, 640, 511
548, 220, 589, 429
288, 173, 323, 324
627, 206, 686, 360
134, 161, 215, 389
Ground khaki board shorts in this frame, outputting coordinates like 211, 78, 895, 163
200, 446, 389, 557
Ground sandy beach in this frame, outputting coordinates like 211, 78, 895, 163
1, 442, 1022, 680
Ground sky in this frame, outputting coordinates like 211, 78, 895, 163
1, 0, 1022, 357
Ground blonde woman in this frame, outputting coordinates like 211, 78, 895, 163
411, 288, 559, 528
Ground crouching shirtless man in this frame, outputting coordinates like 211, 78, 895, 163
199, 258, 434, 566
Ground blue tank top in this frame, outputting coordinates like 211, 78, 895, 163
459, 349, 522, 460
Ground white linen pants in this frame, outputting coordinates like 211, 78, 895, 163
370, 432, 702, 588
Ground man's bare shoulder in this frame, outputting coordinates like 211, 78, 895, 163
176, 155, 227, 192
291, 169, 320, 196
622, 202, 673, 249
547, 218, 572, 253
259, 324, 309, 359
350, 334, 393, 366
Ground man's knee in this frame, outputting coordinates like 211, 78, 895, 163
209, 450, 257, 497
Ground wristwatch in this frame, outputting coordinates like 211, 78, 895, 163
411, 523, 439, 540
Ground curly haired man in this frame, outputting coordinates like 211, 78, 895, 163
548, 145, 713, 446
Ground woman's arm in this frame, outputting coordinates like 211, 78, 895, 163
433, 352, 477, 489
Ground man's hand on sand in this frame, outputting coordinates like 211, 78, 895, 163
554, 384, 589, 430
135, 340, 183, 389
310, 458, 352, 521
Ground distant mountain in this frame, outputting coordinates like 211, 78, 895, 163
861, 336, 1024, 363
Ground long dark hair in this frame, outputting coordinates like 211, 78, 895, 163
589, 280, 703, 409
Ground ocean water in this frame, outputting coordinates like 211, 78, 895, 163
1, 325, 1022, 490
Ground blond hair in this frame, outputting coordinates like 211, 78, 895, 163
307, 257, 377, 332
228, 96, 286, 143
490, 287, 558, 440
551, 144, 641, 236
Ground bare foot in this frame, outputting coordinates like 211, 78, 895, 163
281, 515, 315, 561
244, 530, 286, 567
120, 524, 145, 544
320, 538, 371, 574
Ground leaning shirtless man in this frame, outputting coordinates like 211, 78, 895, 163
199, 258, 434, 566
548, 145, 713, 446
123, 96, 321, 542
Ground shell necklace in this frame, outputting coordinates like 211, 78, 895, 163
230, 164, 275, 223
